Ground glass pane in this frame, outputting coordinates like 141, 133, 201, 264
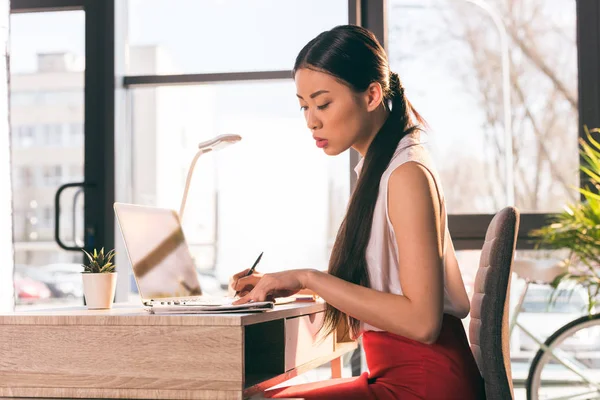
10, 11, 86, 309
126, 82, 350, 300
388, 0, 578, 214
127, 0, 347, 75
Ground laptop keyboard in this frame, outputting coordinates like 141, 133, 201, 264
159, 297, 235, 306
182, 298, 234, 306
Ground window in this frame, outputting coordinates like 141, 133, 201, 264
68, 164, 82, 181
11, 90, 82, 107
387, 0, 578, 214
127, 0, 348, 74
124, 78, 356, 381
10, 9, 86, 310
13, 125, 35, 147
12, 209, 26, 241
129, 82, 350, 287
41, 124, 63, 146
42, 165, 62, 187
68, 123, 83, 146
40, 206, 52, 229
12, 166, 34, 188
120, 1, 352, 310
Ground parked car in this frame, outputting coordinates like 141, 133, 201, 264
16, 263, 84, 299
13, 272, 51, 303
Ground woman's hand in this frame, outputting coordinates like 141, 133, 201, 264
232, 269, 314, 305
228, 268, 264, 297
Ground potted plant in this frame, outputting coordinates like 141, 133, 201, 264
81, 247, 117, 309
531, 126, 600, 315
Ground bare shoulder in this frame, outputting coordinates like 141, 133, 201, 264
388, 161, 439, 201
387, 162, 444, 257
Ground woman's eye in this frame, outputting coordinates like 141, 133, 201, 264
299, 103, 330, 111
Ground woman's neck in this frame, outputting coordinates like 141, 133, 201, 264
352, 105, 390, 157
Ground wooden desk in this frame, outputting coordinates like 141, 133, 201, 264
0, 302, 357, 400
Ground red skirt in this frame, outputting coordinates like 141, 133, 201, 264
265, 314, 485, 399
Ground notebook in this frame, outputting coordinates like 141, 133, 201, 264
114, 202, 273, 313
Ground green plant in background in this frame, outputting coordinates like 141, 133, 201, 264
82, 247, 116, 273
531, 126, 600, 314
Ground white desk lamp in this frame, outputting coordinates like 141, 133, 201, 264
179, 134, 242, 219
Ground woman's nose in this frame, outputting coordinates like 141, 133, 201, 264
306, 111, 322, 131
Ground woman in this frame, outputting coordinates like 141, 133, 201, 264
231, 25, 485, 399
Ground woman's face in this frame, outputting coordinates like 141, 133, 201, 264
295, 68, 371, 156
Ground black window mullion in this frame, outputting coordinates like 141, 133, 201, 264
577, 0, 600, 198
83, 0, 115, 253
10, 0, 84, 13
123, 70, 292, 88
450, 214, 554, 251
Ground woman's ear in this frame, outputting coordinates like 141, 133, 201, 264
364, 82, 384, 112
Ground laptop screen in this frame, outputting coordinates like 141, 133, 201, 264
114, 203, 202, 299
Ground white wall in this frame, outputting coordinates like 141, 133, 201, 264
0, 0, 15, 312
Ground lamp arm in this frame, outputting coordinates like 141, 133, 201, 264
179, 149, 205, 219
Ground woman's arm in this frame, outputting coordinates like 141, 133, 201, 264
304, 162, 445, 344
296, 270, 327, 296
443, 230, 471, 318
234, 162, 446, 344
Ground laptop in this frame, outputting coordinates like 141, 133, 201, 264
114, 202, 273, 312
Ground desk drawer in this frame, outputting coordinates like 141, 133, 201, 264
284, 312, 333, 371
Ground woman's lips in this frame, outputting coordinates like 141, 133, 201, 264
315, 138, 329, 148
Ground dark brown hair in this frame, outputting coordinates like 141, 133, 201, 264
293, 25, 426, 338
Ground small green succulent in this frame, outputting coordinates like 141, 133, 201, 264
82, 247, 116, 273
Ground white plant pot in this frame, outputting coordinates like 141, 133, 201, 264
81, 272, 118, 309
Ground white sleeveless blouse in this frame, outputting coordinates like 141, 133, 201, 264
354, 131, 463, 334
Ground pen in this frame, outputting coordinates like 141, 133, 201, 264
234, 251, 263, 297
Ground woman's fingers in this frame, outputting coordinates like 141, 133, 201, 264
232, 279, 271, 305
229, 269, 264, 294
234, 275, 261, 292
233, 287, 266, 304
232, 269, 251, 280
229, 269, 252, 293
232, 292, 252, 305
